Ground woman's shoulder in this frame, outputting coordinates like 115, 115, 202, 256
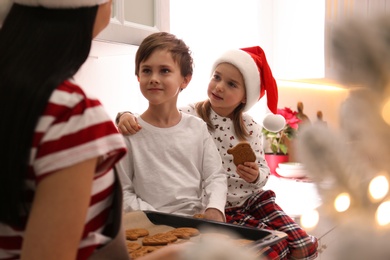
34, 80, 125, 175
49, 80, 89, 110
50, 80, 104, 115
55, 80, 90, 99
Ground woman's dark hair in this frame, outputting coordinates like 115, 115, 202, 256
0, 4, 98, 226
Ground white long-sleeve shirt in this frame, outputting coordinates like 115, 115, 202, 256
117, 112, 227, 216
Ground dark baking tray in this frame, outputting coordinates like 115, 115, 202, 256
144, 210, 287, 248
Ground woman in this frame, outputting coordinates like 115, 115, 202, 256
0, 1, 185, 259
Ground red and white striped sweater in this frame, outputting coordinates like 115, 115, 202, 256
0, 80, 127, 260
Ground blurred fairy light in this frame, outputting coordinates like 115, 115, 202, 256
382, 98, 390, 125
334, 192, 350, 212
300, 209, 319, 229
295, 13, 390, 259
368, 174, 389, 201
376, 200, 390, 226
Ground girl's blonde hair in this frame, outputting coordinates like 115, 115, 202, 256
194, 100, 249, 141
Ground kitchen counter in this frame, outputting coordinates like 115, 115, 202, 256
264, 174, 322, 218
264, 174, 339, 259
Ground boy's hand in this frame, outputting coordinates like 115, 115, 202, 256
117, 112, 142, 135
236, 162, 259, 183
204, 208, 225, 222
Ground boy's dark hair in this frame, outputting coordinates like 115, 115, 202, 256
0, 4, 98, 226
135, 32, 193, 77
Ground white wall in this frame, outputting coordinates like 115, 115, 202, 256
276, 84, 348, 129
169, 0, 265, 112
75, 40, 348, 130
74, 41, 145, 121
74, 0, 348, 130
271, 0, 325, 79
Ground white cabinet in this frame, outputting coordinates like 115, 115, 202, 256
264, 175, 322, 219
96, 0, 170, 45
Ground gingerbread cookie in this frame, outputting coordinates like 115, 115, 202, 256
129, 246, 150, 259
142, 232, 178, 246
167, 227, 200, 239
193, 213, 205, 219
125, 228, 149, 240
126, 241, 142, 253
227, 142, 256, 166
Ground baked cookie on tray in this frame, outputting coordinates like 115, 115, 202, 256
167, 227, 200, 239
142, 232, 178, 246
130, 246, 162, 259
126, 241, 142, 253
125, 228, 149, 240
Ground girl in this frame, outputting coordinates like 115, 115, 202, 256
117, 46, 318, 260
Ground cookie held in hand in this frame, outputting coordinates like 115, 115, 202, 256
227, 142, 256, 166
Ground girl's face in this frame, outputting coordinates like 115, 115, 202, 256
138, 49, 191, 106
207, 63, 246, 117
93, 0, 112, 38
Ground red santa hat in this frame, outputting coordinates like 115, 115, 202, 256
211, 46, 278, 113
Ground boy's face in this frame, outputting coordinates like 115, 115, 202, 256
207, 63, 246, 117
137, 49, 191, 106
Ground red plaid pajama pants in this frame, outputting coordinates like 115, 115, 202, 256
225, 189, 318, 260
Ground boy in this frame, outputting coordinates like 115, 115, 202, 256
117, 32, 227, 222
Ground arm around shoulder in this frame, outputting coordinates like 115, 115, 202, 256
116, 111, 142, 135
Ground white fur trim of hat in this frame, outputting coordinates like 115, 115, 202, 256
211, 46, 285, 132
211, 49, 261, 112
0, 0, 109, 27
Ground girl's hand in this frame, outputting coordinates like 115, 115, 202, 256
117, 112, 142, 135
236, 162, 259, 183
204, 208, 225, 222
